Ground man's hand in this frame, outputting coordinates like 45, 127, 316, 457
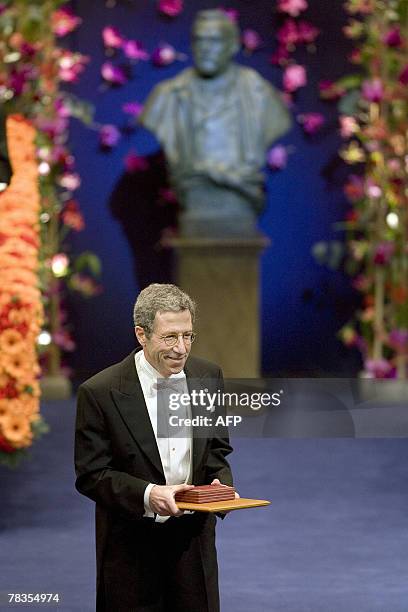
149, 484, 194, 516
211, 478, 240, 499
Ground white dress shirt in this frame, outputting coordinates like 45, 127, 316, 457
135, 350, 192, 522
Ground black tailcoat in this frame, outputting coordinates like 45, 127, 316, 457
75, 350, 233, 611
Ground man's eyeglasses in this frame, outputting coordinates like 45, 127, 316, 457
155, 332, 196, 347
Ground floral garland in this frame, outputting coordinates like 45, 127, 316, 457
0, 1, 101, 391
328, 0, 407, 378
0, 115, 48, 465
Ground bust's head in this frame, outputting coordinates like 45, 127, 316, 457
191, 10, 240, 78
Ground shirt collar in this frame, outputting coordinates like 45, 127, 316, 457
138, 349, 186, 382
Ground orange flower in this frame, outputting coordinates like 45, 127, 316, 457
1, 352, 29, 379
0, 329, 25, 355
0, 115, 45, 454
0, 413, 32, 448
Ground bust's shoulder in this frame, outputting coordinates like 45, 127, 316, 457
150, 67, 195, 95
236, 65, 275, 91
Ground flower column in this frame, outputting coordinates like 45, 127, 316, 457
0, 115, 48, 463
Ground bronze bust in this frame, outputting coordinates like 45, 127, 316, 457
140, 9, 291, 237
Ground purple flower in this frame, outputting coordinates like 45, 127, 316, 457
267, 145, 288, 169
382, 27, 403, 48
373, 241, 395, 265
388, 329, 408, 352
297, 112, 324, 134
398, 65, 408, 86
220, 8, 239, 23
102, 26, 124, 49
124, 151, 149, 172
9, 67, 32, 95
361, 78, 384, 103
0, 4, 7, 15
157, 0, 183, 17
122, 40, 149, 61
122, 101, 144, 116
151, 44, 177, 67
99, 125, 121, 149
242, 29, 262, 53
283, 64, 307, 92
101, 62, 127, 85
364, 358, 393, 379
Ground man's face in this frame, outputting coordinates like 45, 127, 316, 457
135, 310, 193, 377
192, 20, 236, 77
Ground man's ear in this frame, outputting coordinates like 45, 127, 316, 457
135, 326, 146, 346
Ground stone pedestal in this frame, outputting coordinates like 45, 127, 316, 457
40, 375, 72, 401
170, 235, 270, 377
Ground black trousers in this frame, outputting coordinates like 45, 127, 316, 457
102, 513, 219, 612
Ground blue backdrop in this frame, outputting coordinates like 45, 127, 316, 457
67, 0, 361, 380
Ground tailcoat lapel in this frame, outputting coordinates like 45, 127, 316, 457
110, 350, 164, 480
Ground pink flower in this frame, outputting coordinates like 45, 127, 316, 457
277, 19, 299, 48
361, 78, 384, 103
373, 241, 395, 265
220, 8, 239, 23
269, 46, 290, 66
124, 151, 149, 172
152, 44, 177, 66
398, 65, 408, 86
283, 64, 307, 92
364, 359, 393, 379
55, 97, 71, 118
35, 116, 68, 139
339, 115, 359, 138
297, 21, 319, 44
366, 179, 382, 199
297, 112, 324, 134
59, 172, 81, 191
101, 62, 127, 85
242, 29, 262, 53
99, 125, 121, 148
61, 200, 85, 231
51, 7, 82, 37
388, 329, 408, 352
122, 40, 149, 61
277, 0, 308, 17
158, 0, 183, 17
53, 330, 76, 352
122, 101, 144, 116
102, 26, 124, 49
351, 274, 370, 292
58, 51, 89, 83
267, 145, 288, 169
382, 27, 402, 47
